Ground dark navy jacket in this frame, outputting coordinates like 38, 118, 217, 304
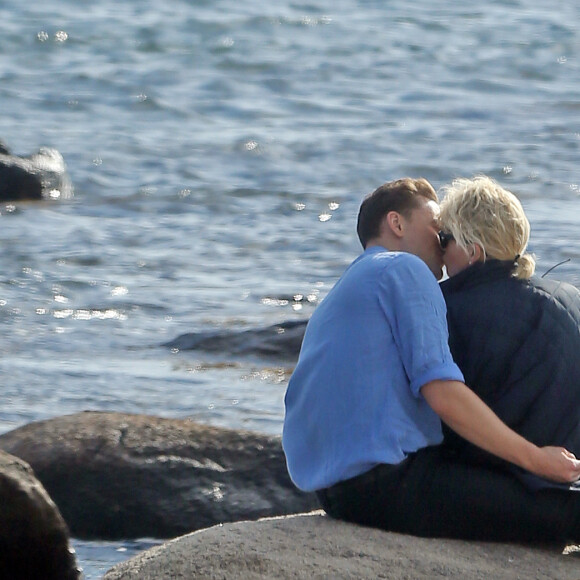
440, 260, 580, 470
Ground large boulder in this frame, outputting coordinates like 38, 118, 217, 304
103, 511, 580, 580
0, 141, 73, 201
0, 450, 81, 580
0, 412, 318, 539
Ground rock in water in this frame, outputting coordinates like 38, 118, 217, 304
0, 141, 73, 201
0, 411, 319, 539
164, 319, 308, 361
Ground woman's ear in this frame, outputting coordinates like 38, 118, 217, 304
469, 244, 483, 264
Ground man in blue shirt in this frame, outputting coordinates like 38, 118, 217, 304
283, 178, 580, 542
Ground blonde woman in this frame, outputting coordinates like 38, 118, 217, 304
439, 175, 580, 484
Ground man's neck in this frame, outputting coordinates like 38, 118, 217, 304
365, 238, 398, 252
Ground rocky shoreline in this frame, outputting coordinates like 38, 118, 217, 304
1, 412, 579, 579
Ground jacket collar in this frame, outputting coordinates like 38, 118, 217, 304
440, 259, 517, 294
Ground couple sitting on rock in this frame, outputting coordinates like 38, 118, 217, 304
283, 175, 580, 543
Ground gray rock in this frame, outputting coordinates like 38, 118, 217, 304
0, 141, 73, 201
0, 411, 318, 539
163, 319, 307, 361
103, 511, 580, 580
0, 450, 81, 580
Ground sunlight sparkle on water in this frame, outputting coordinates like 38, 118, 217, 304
111, 286, 129, 297
51, 309, 127, 320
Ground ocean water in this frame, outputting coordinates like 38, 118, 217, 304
1, 0, 579, 576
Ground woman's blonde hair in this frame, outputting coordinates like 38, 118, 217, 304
439, 175, 535, 279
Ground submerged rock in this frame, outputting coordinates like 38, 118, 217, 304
0, 411, 318, 539
103, 511, 580, 580
163, 319, 308, 361
0, 450, 81, 580
0, 141, 73, 201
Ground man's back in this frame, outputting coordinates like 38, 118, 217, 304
282, 247, 462, 492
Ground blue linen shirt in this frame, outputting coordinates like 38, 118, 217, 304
282, 247, 464, 492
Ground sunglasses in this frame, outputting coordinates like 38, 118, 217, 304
438, 231, 455, 249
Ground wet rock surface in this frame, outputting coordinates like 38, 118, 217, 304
0, 411, 318, 540
103, 511, 580, 580
0, 141, 73, 201
0, 450, 81, 580
163, 319, 307, 361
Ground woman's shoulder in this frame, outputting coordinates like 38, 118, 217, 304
529, 275, 580, 305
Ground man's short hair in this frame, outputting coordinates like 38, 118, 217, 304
357, 178, 437, 248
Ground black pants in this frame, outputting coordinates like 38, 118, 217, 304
316, 446, 580, 543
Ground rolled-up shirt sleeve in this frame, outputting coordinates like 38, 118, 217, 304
378, 255, 464, 397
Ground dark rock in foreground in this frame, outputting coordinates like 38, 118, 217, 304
103, 511, 580, 580
164, 319, 307, 361
0, 450, 81, 580
0, 141, 73, 201
0, 411, 318, 539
